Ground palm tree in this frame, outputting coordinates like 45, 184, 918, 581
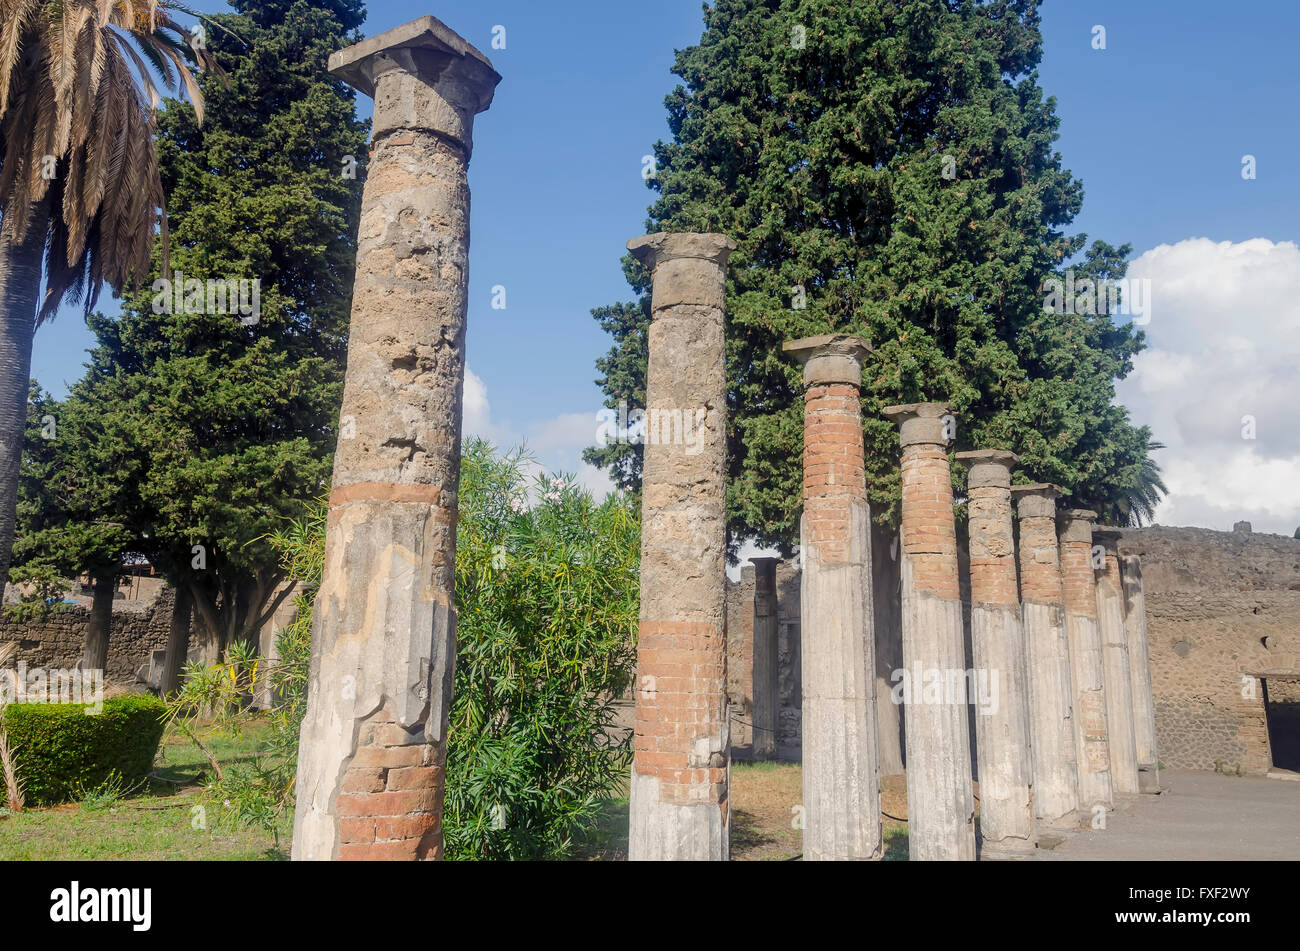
1106, 440, 1169, 528
0, 0, 211, 593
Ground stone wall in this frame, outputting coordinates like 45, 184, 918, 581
0, 585, 181, 682
725, 524, 1300, 776
1117, 526, 1300, 775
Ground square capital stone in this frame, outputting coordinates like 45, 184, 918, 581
627, 232, 737, 272
784, 334, 872, 388
955, 449, 1019, 487
330, 16, 500, 144
881, 401, 954, 448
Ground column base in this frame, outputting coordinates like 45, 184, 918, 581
1138, 766, 1162, 794
978, 836, 1037, 860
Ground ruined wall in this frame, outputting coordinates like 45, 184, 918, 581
1117, 526, 1300, 774
0, 585, 180, 682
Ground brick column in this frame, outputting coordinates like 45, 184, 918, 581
1010, 484, 1079, 828
292, 17, 499, 861
882, 403, 974, 861
627, 232, 735, 861
1095, 529, 1140, 796
956, 450, 1035, 855
1121, 554, 1161, 792
751, 557, 781, 761
786, 335, 881, 861
1058, 509, 1114, 814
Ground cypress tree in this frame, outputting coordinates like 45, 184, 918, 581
586, 0, 1158, 549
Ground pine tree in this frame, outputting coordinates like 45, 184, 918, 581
586, 0, 1160, 549
27, 0, 369, 655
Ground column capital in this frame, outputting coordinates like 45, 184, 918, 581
1010, 482, 1062, 519
783, 334, 872, 388
1058, 508, 1097, 543
955, 449, 1018, 488
627, 232, 737, 271
881, 402, 954, 448
1092, 527, 1123, 551
329, 16, 501, 144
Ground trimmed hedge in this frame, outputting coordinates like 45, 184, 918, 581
2, 694, 167, 805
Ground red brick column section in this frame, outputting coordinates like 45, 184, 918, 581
881, 402, 974, 861
626, 231, 735, 861
1120, 554, 1161, 792
1009, 484, 1079, 828
1095, 528, 1140, 795
292, 17, 500, 861
1058, 509, 1114, 814
955, 450, 1036, 855
785, 335, 881, 861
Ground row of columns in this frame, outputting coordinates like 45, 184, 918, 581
627, 302, 1162, 859
291, 8, 1160, 859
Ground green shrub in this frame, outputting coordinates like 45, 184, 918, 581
2, 694, 167, 805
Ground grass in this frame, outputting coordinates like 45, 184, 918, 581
2, 727, 916, 860
0, 719, 286, 861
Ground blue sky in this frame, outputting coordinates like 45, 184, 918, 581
31, 1, 1300, 534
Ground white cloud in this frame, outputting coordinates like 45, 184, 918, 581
1117, 238, 1300, 536
461, 367, 615, 500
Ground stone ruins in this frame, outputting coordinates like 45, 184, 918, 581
277, 16, 1300, 860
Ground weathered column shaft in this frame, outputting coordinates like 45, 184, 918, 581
292, 17, 500, 861
872, 526, 905, 776
1010, 485, 1078, 828
627, 232, 735, 861
883, 403, 974, 861
1095, 530, 1140, 795
751, 558, 780, 761
1059, 510, 1113, 813
787, 335, 881, 861
1121, 555, 1160, 792
956, 451, 1035, 854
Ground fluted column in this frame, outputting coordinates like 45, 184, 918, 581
292, 16, 500, 861
1095, 528, 1140, 796
882, 403, 974, 861
1121, 554, 1161, 792
626, 232, 735, 861
787, 335, 881, 861
1058, 509, 1113, 814
1010, 484, 1078, 828
956, 451, 1035, 855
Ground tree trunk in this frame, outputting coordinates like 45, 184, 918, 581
159, 584, 193, 695
0, 200, 51, 598
81, 570, 116, 671
190, 583, 223, 666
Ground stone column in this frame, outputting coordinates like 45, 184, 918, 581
751, 557, 781, 761
956, 451, 1035, 855
1058, 509, 1113, 814
1010, 484, 1078, 828
786, 335, 881, 861
1121, 554, 1161, 792
872, 526, 905, 777
1094, 529, 1140, 796
882, 403, 974, 861
627, 232, 735, 861
292, 17, 500, 861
